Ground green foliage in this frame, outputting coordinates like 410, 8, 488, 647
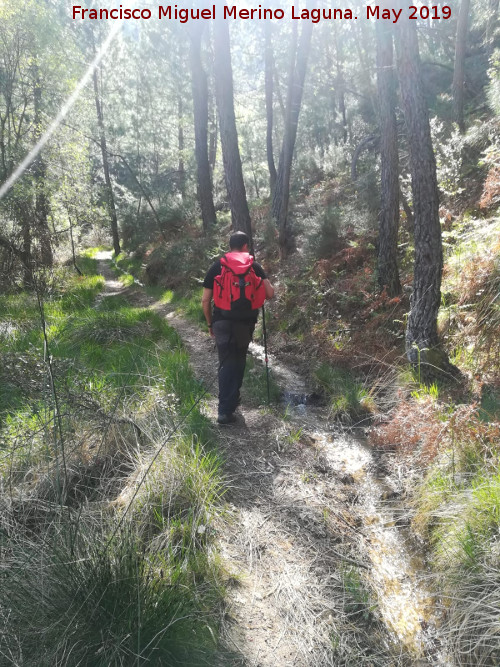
0, 290, 36, 317
411, 382, 439, 401
431, 119, 466, 197
309, 205, 341, 260
134, 439, 224, 549
58, 275, 105, 312
430, 474, 500, 572
76, 249, 107, 276
59, 307, 153, 348
480, 387, 500, 422
440, 218, 500, 375
0, 271, 106, 359
143, 238, 215, 290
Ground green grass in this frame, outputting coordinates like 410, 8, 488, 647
313, 363, 374, 422
0, 268, 106, 415
134, 439, 225, 547
76, 246, 110, 275
412, 403, 500, 664
1, 518, 232, 667
114, 252, 143, 277
171, 288, 206, 327
421, 473, 500, 664
431, 474, 500, 571
0, 255, 232, 664
341, 566, 378, 623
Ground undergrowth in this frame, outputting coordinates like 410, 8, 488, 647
314, 363, 376, 423
371, 395, 500, 665
0, 257, 233, 665
441, 217, 500, 377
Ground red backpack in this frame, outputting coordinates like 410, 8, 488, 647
213, 252, 266, 316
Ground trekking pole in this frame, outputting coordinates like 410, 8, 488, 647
262, 303, 271, 405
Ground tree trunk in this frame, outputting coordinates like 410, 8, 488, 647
334, 27, 348, 144
189, 23, 216, 232
399, 186, 414, 233
92, 66, 120, 256
68, 214, 82, 276
452, 0, 471, 133
208, 89, 218, 173
395, 1, 449, 373
264, 22, 277, 196
33, 62, 53, 268
177, 95, 186, 201
376, 14, 401, 296
21, 213, 33, 287
272, 17, 313, 258
213, 3, 253, 247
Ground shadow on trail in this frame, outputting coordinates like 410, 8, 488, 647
215, 409, 421, 666
214, 362, 450, 666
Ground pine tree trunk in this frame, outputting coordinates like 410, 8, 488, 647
334, 28, 348, 144
452, 0, 471, 133
395, 3, 449, 373
208, 90, 218, 173
213, 4, 253, 246
376, 16, 401, 296
264, 22, 277, 196
92, 67, 120, 256
21, 213, 33, 287
272, 18, 313, 258
177, 95, 186, 201
189, 23, 216, 231
400, 186, 414, 233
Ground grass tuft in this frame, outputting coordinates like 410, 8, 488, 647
314, 363, 375, 422
0, 517, 230, 667
0, 263, 233, 664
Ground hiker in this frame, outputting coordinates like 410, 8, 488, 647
202, 231, 275, 424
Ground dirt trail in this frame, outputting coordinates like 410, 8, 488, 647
97, 254, 449, 666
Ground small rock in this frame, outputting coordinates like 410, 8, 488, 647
341, 474, 355, 485
380, 486, 401, 501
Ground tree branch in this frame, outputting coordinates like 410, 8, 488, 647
0, 233, 23, 259
351, 134, 380, 182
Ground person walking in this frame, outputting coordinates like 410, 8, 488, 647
202, 232, 275, 424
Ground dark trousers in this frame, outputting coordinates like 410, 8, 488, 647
212, 319, 255, 416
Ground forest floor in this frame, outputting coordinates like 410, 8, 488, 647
97, 253, 450, 666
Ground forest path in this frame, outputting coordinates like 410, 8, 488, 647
96, 254, 447, 667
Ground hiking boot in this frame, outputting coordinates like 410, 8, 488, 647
217, 413, 237, 425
